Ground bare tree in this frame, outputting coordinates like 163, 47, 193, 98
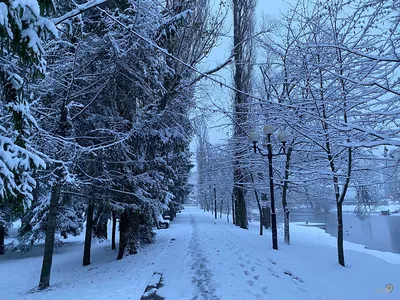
231, 0, 257, 229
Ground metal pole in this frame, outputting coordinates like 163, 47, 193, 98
267, 134, 278, 250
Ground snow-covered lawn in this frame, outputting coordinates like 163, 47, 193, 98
0, 224, 177, 300
1, 207, 399, 299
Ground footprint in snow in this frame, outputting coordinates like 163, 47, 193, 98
246, 280, 254, 286
268, 268, 279, 278
283, 270, 304, 283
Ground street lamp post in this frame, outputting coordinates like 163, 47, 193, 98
249, 125, 288, 250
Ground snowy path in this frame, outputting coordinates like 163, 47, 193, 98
1, 207, 400, 300
156, 207, 400, 300
156, 208, 311, 300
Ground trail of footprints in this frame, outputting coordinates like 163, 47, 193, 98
267, 259, 305, 291
189, 216, 218, 300
232, 247, 306, 297
227, 247, 269, 299
192, 216, 305, 299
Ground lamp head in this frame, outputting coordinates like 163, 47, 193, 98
249, 132, 261, 154
263, 125, 274, 135
277, 132, 289, 143
249, 132, 261, 143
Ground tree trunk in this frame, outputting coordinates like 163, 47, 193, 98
329, 147, 351, 267
210, 187, 213, 215
234, 183, 248, 228
234, 187, 240, 226
256, 195, 263, 236
39, 180, 61, 289
117, 210, 128, 260
258, 205, 263, 236
39, 94, 70, 289
337, 201, 345, 266
100, 219, 107, 240
250, 173, 263, 236
231, 192, 235, 225
220, 200, 223, 218
214, 187, 217, 219
282, 146, 293, 244
237, 185, 248, 229
168, 203, 175, 221
83, 199, 94, 266
0, 226, 4, 255
227, 197, 230, 223
263, 207, 271, 229
112, 213, 117, 250
284, 210, 290, 244
231, 0, 254, 231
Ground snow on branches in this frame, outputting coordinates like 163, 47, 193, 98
0, 135, 45, 209
0, 0, 55, 215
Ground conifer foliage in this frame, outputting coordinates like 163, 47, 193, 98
0, 0, 223, 290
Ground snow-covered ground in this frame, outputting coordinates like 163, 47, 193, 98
1, 207, 399, 300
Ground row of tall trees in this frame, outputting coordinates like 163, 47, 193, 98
196, 0, 400, 267
1, 0, 226, 290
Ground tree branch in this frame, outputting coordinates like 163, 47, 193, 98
188, 55, 234, 87
52, 0, 108, 25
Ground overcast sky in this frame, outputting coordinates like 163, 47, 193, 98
189, 0, 293, 186
193, 1, 292, 146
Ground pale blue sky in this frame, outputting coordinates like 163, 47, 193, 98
189, 0, 293, 185
193, 1, 292, 146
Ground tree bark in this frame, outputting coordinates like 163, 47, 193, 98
254, 195, 264, 235
256, 194, 263, 236
231, 192, 235, 225
233, 183, 248, 228
117, 210, 128, 260
263, 207, 271, 229
231, 0, 255, 231
250, 173, 263, 236
39, 91, 70, 289
168, 202, 175, 221
234, 187, 240, 226
237, 186, 248, 229
39, 179, 61, 289
214, 187, 217, 219
111, 213, 117, 250
0, 226, 4, 255
282, 146, 293, 244
210, 186, 213, 215
337, 202, 345, 266
83, 199, 94, 266
226, 197, 230, 223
